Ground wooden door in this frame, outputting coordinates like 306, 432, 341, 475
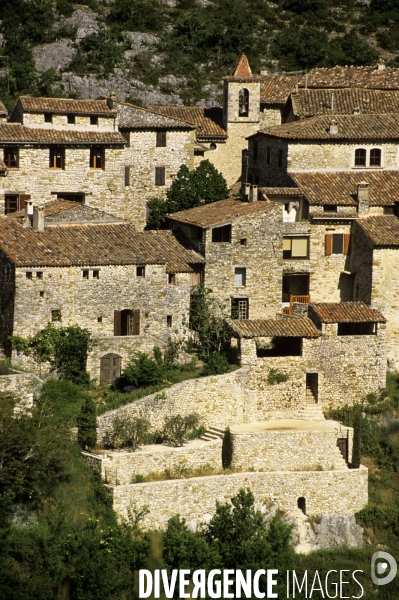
133, 309, 140, 335
100, 354, 121, 383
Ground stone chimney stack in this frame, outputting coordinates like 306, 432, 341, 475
357, 181, 370, 214
32, 206, 44, 232
377, 59, 385, 71
22, 200, 33, 228
329, 119, 338, 135
248, 184, 258, 203
241, 182, 250, 202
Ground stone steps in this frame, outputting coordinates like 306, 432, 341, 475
295, 403, 325, 421
199, 426, 225, 442
333, 446, 348, 470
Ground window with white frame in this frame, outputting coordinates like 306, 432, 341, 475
232, 297, 248, 320
354, 147, 382, 168
234, 267, 246, 286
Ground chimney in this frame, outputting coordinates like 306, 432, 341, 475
248, 184, 258, 203
329, 119, 338, 135
260, 69, 268, 75
32, 206, 44, 232
107, 91, 117, 109
241, 182, 250, 201
357, 181, 370, 214
377, 59, 385, 71
304, 73, 308, 89
22, 200, 33, 228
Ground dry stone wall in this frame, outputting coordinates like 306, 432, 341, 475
0, 372, 35, 407
109, 466, 368, 528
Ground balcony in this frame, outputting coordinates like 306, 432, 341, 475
282, 294, 310, 316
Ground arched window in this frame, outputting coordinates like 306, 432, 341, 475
297, 497, 306, 515
370, 148, 381, 167
239, 88, 249, 116
354, 148, 366, 167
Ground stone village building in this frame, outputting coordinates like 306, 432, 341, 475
0, 200, 204, 381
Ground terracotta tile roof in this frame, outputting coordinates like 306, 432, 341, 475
304, 66, 399, 90
309, 302, 386, 323
259, 187, 303, 198
0, 220, 204, 271
290, 88, 399, 119
229, 318, 321, 338
224, 74, 297, 105
234, 54, 252, 77
0, 123, 124, 144
8, 200, 125, 224
147, 106, 227, 138
260, 114, 399, 140
17, 96, 116, 116
169, 197, 272, 228
115, 101, 194, 130
290, 171, 399, 206
355, 215, 399, 246
310, 211, 358, 220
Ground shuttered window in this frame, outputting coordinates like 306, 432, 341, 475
156, 131, 167, 147
4, 147, 18, 168
155, 166, 165, 186
343, 233, 351, 255
49, 147, 64, 169
125, 166, 131, 186
325, 234, 332, 256
90, 147, 104, 169
4, 195, 19, 214
133, 310, 140, 335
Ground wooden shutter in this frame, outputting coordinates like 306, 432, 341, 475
343, 233, 351, 255
325, 234, 332, 256
114, 311, 121, 336
125, 166, 130, 186
19, 194, 30, 210
133, 309, 140, 335
155, 167, 165, 186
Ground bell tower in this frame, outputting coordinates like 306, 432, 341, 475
223, 54, 260, 129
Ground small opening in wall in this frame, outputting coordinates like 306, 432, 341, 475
26, 272, 32, 280
136, 266, 145, 277
82, 270, 89, 279
36, 271, 43, 279
39, 291, 44, 297
167, 315, 172, 327
240, 238, 247, 246
298, 497, 306, 515
98, 316, 102, 323
168, 273, 176, 285
93, 270, 99, 279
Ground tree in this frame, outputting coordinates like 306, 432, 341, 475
105, 416, 150, 450
222, 427, 233, 469
77, 396, 97, 450
352, 408, 362, 468
118, 352, 164, 388
162, 413, 200, 446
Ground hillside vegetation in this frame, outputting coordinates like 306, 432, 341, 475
1, 0, 399, 108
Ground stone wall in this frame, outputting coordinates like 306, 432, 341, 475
97, 368, 252, 441
0, 145, 125, 218
124, 129, 195, 230
202, 202, 284, 320
108, 466, 368, 528
0, 372, 35, 408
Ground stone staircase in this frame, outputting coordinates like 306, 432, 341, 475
295, 403, 326, 421
199, 426, 225, 442
333, 446, 349, 470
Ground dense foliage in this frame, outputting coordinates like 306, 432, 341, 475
1, 0, 394, 107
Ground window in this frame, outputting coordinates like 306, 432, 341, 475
93, 270, 99, 279
156, 131, 166, 147
52, 309, 62, 322
354, 148, 366, 166
98, 316, 102, 323
232, 298, 248, 320
266, 146, 271, 165
82, 270, 89, 279
325, 233, 350, 255
56, 193, 85, 203
36, 271, 43, 279
238, 88, 249, 116
125, 166, 131, 186
67, 114, 76, 124
4, 194, 19, 214
209, 143, 217, 150
323, 204, 337, 213
234, 267, 246, 286
114, 309, 140, 336
136, 266, 145, 277
240, 238, 247, 246
384, 206, 395, 215
90, 116, 98, 125
338, 322, 375, 335
39, 291, 44, 297
370, 148, 381, 167
253, 140, 258, 161
155, 166, 165, 186
167, 315, 172, 327
283, 237, 309, 259
3, 147, 18, 168
45, 113, 53, 123
278, 149, 283, 168
212, 224, 231, 242
26, 272, 32, 280
168, 273, 176, 285
90, 147, 104, 169
49, 147, 64, 169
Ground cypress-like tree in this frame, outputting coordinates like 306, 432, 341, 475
77, 396, 97, 450
222, 427, 233, 469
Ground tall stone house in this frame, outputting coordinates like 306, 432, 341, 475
0, 200, 204, 381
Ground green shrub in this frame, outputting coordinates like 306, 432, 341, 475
267, 368, 289, 385
133, 474, 146, 483
222, 427, 233, 469
117, 352, 164, 388
351, 409, 362, 468
77, 396, 97, 450
163, 413, 200, 446
186, 425, 207, 440
104, 416, 150, 451
202, 352, 234, 376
